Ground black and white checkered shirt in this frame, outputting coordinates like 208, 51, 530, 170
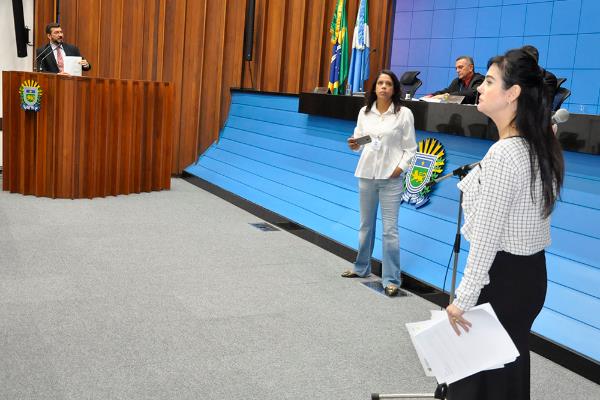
454, 137, 551, 311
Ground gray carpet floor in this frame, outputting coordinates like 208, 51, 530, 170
0, 177, 598, 400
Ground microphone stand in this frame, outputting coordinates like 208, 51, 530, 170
427, 161, 479, 303
370, 161, 480, 400
34, 44, 60, 72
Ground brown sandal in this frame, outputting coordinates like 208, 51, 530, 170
341, 270, 363, 278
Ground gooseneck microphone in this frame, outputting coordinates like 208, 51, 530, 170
551, 108, 569, 125
34, 45, 53, 71
35, 44, 62, 72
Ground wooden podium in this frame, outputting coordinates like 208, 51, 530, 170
2, 71, 173, 199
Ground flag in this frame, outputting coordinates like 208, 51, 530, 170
327, 0, 349, 95
348, 0, 370, 94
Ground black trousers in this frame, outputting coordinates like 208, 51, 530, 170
447, 250, 547, 400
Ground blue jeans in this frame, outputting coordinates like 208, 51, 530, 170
354, 177, 403, 287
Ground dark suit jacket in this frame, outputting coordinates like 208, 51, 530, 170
432, 72, 484, 104
35, 43, 92, 73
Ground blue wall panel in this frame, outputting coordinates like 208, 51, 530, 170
428, 39, 453, 67
456, 0, 478, 8
476, 6, 502, 37
414, 0, 435, 11
186, 92, 600, 362
409, 39, 431, 65
546, 35, 577, 69
500, 4, 527, 36
579, 0, 600, 34
435, 0, 457, 10
550, 0, 581, 35
575, 34, 600, 69
397, 0, 415, 12
432, 9, 455, 37
394, 12, 413, 39
524, 2, 553, 36
390, 0, 600, 114
479, 0, 502, 6
453, 8, 478, 37
411, 11, 434, 38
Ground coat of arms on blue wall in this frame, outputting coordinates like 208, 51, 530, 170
401, 138, 445, 208
19, 80, 43, 112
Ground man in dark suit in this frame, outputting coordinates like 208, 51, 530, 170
521, 45, 558, 104
36, 23, 91, 74
427, 56, 484, 104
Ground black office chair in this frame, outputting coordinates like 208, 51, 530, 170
399, 71, 422, 99
553, 87, 571, 111
556, 77, 567, 89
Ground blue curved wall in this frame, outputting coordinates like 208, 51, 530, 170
185, 91, 600, 364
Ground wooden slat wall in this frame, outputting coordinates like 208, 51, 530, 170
34, 0, 393, 173
34, 0, 56, 50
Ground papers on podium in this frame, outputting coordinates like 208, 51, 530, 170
63, 56, 83, 76
406, 303, 519, 385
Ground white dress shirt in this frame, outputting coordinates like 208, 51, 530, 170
454, 137, 552, 311
353, 104, 417, 179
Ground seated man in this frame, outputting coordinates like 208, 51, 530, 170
427, 56, 484, 104
521, 45, 557, 104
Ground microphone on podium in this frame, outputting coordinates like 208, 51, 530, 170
34, 46, 54, 71
35, 44, 62, 72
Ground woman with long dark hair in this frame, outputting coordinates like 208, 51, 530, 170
341, 70, 417, 296
445, 49, 565, 399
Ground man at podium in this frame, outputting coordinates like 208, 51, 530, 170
35, 23, 91, 74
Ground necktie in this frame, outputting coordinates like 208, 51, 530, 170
56, 47, 64, 72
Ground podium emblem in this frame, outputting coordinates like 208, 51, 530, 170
19, 80, 43, 112
401, 138, 445, 208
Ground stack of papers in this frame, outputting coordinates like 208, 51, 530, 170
405, 303, 519, 384
64, 56, 83, 76
418, 96, 442, 103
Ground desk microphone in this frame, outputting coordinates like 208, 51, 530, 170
551, 108, 569, 125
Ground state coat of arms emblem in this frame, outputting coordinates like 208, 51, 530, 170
19, 80, 43, 112
401, 138, 446, 208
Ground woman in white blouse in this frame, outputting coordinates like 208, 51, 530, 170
446, 50, 565, 399
341, 70, 417, 297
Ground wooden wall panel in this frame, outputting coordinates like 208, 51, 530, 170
299, 1, 328, 93
242, 0, 392, 95
161, 0, 187, 171
281, 0, 306, 93
34, 0, 393, 174
179, 0, 206, 166
34, 0, 56, 51
99, 0, 124, 78
218, 1, 246, 154
260, 0, 285, 92
199, 1, 227, 147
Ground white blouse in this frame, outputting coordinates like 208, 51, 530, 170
353, 104, 417, 179
454, 137, 552, 311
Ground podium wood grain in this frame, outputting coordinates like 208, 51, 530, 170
2, 71, 173, 198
